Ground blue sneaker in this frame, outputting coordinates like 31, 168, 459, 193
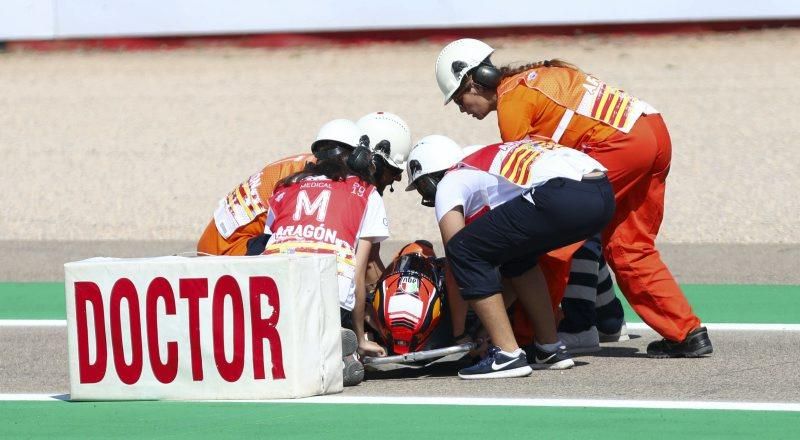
458, 346, 532, 379
526, 343, 575, 370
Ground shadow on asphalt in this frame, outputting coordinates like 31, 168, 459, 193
365, 360, 468, 381
366, 338, 650, 380
577, 346, 647, 358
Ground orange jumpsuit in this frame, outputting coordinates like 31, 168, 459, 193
197, 153, 313, 256
497, 66, 700, 342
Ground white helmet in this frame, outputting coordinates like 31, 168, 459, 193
311, 119, 364, 155
435, 38, 495, 104
356, 112, 412, 170
405, 135, 464, 191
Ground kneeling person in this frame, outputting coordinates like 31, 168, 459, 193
262, 135, 390, 366
406, 136, 615, 379
197, 119, 361, 256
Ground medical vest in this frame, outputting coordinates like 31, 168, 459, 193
458, 139, 605, 188
213, 154, 312, 239
438, 140, 605, 224
263, 175, 375, 311
497, 67, 658, 142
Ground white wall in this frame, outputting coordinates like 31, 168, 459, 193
1, 0, 55, 39
2, 0, 800, 40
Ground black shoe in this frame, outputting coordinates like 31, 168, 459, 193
647, 326, 713, 358
525, 343, 575, 370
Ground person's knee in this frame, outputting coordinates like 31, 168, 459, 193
445, 238, 502, 300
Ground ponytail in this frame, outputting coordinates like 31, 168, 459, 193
498, 58, 582, 82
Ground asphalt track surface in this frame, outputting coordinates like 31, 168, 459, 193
1, 244, 799, 438
1, 244, 799, 404
3, 325, 800, 403
2, 275, 800, 438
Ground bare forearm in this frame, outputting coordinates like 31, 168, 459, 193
353, 278, 367, 341
445, 263, 468, 336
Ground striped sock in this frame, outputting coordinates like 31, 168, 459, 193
559, 237, 601, 333
595, 255, 625, 334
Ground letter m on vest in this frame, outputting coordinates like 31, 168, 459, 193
293, 189, 330, 222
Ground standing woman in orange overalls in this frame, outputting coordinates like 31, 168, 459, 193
434, 39, 712, 358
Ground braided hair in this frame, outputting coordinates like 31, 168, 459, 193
497, 59, 582, 82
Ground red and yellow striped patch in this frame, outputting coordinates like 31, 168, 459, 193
226, 183, 262, 220
499, 141, 559, 186
591, 85, 633, 129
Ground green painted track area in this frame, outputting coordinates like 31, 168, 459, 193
1, 282, 799, 323
2, 282, 799, 439
0, 283, 67, 319
1, 401, 798, 439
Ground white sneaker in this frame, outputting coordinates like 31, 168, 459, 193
599, 322, 630, 343
557, 326, 601, 354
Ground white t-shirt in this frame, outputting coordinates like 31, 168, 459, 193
358, 190, 390, 243
435, 148, 605, 222
524, 147, 606, 189
435, 169, 522, 222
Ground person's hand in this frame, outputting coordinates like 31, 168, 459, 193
454, 332, 489, 358
470, 337, 489, 358
472, 327, 491, 357
358, 340, 387, 357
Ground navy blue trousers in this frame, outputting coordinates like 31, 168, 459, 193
445, 176, 615, 299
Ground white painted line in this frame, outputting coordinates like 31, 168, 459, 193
0, 394, 67, 401
272, 396, 800, 412
0, 320, 66, 327
626, 323, 800, 332
3, 320, 800, 331
3, 393, 800, 412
